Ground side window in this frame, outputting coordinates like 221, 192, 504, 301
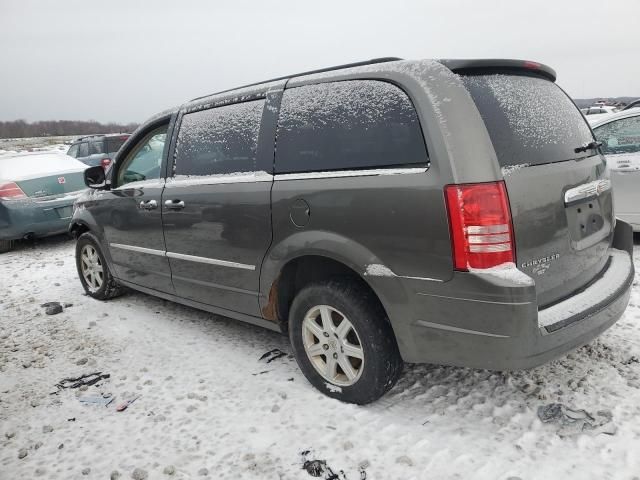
115, 125, 168, 187
78, 142, 89, 157
67, 144, 79, 157
274, 80, 428, 174
594, 116, 640, 155
89, 140, 105, 155
174, 99, 264, 177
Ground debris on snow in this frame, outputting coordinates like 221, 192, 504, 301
55, 372, 110, 390
259, 348, 287, 363
537, 403, 616, 437
116, 396, 139, 412
45, 303, 63, 315
301, 450, 348, 479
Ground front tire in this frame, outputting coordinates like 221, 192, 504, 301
75, 232, 124, 300
289, 279, 403, 404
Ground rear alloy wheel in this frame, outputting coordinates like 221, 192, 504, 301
289, 279, 403, 404
75, 232, 124, 300
302, 305, 365, 387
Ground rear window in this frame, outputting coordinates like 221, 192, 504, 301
461, 74, 594, 167
274, 80, 428, 174
105, 136, 128, 155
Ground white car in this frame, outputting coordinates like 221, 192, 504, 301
591, 108, 640, 231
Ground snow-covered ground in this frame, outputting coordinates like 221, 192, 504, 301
0, 136, 75, 156
1, 236, 639, 480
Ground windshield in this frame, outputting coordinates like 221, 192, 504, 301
461, 73, 594, 167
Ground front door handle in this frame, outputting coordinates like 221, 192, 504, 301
138, 199, 158, 210
164, 199, 185, 210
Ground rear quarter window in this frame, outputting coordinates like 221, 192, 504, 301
461, 74, 594, 168
274, 80, 428, 174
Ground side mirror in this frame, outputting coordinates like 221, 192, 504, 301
84, 166, 107, 189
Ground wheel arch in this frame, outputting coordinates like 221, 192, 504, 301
259, 232, 410, 335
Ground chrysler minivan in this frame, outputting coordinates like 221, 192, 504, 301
70, 58, 634, 404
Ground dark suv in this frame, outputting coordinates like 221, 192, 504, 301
67, 134, 130, 169
70, 58, 634, 404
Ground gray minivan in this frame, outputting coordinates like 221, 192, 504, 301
70, 58, 634, 404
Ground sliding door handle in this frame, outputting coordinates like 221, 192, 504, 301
138, 199, 157, 210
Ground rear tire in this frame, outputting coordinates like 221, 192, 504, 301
0, 240, 13, 254
289, 278, 403, 404
76, 232, 125, 300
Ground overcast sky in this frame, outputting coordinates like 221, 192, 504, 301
1, 0, 638, 123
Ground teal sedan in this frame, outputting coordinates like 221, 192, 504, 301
0, 152, 87, 253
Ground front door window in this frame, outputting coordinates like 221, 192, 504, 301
115, 126, 168, 187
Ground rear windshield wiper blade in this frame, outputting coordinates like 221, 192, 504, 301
574, 141, 602, 153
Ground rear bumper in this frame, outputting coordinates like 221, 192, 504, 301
387, 220, 634, 370
0, 196, 79, 241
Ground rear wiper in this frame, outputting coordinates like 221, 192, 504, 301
574, 141, 602, 153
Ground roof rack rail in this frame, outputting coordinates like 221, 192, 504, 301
75, 134, 107, 142
190, 57, 403, 102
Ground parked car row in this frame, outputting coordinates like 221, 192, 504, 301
591, 107, 640, 231
67, 58, 634, 404
67, 133, 130, 169
0, 152, 88, 252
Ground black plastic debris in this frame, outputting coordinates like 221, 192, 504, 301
303, 460, 326, 477
537, 403, 616, 436
40, 302, 73, 315
259, 349, 287, 363
301, 451, 347, 480
55, 372, 110, 390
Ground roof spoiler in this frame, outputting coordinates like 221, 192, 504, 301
439, 59, 557, 82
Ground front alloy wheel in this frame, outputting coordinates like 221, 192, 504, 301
75, 232, 125, 300
80, 244, 104, 292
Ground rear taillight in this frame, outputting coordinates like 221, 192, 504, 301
0, 182, 27, 200
101, 158, 112, 169
444, 181, 515, 271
